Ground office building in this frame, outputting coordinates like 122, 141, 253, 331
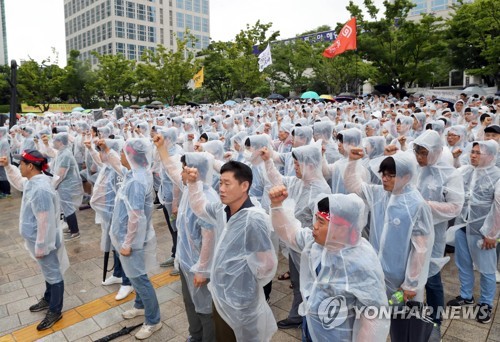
407, 0, 472, 19
64, 0, 210, 65
0, 0, 8, 65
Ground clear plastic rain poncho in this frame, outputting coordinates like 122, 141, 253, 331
313, 121, 341, 164
157, 128, 184, 212
413, 130, 464, 277
329, 128, 367, 194
6, 168, 69, 284
391, 115, 414, 150
200, 140, 224, 191
228, 131, 248, 162
52, 133, 84, 216
446, 125, 470, 168
362, 136, 386, 184
187, 179, 278, 342
292, 126, 313, 147
411, 112, 427, 138
456, 140, 500, 274
270, 193, 390, 341
90, 139, 126, 252
110, 138, 157, 278
244, 134, 272, 204
176, 152, 219, 314
264, 142, 331, 268
0, 127, 9, 181
364, 119, 381, 137
344, 152, 434, 300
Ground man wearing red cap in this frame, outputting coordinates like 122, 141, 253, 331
0, 150, 69, 331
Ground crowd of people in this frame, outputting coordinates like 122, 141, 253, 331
0, 91, 498, 341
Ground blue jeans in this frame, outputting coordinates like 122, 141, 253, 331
425, 272, 444, 325
129, 274, 160, 325
455, 229, 496, 306
44, 281, 64, 314
112, 250, 131, 286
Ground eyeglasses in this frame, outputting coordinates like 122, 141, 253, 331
470, 150, 482, 155
379, 172, 396, 179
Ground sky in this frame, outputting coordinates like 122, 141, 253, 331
5, 0, 384, 67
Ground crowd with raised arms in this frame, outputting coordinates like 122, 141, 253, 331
0, 91, 499, 341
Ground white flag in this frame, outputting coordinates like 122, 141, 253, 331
258, 44, 272, 72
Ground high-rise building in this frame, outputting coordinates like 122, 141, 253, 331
64, 0, 210, 66
407, 0, 472, 19
0, 0, 8, 65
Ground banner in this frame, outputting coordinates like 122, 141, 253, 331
21, 103, 82, 113
193, 67, 204, 89
323, 18, 357, 58
252, 29, 337, 55
258, 44, 272, 72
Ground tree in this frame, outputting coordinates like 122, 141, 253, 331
92, 53, 136, 106
347, 0, 447, 88
60, 50, 98, 108
17, 59, 65, 112
140, 34, 200, 106
446, 0, 500, 88
201, 41, 238, 102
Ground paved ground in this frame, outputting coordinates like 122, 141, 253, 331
0, 189, 499, 341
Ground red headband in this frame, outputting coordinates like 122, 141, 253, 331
317, 211, 352, 227
22, 152, 48, 171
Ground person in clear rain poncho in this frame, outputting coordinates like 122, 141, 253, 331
0, 127, 11, 197
313, 121, 341, 164
260, 142, 331, 330
226, 131, 248, 162
109, 138, 162, 340
447, 140, 499, 324
243, 134, 272, 205
89, 139, 134, 301
362, 136, 386, 185
186, 161, 278, 342
344, 149, 434, 323
412, 130, 464, 332
154, 133, 218, 341
0, 150, 69, 331
156, 128, 184, 269
51, 132, 84, 240
391, 115, 414, 151
269, 188, 390, 341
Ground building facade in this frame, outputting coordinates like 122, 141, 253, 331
0, 0, 8, 65
64, 0, 210, 66
407, 0, 472, 19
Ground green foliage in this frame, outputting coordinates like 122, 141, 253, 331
61, 50, 99, 108
446, 0, 500, 87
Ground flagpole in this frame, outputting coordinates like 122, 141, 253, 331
355, 49, 358, 95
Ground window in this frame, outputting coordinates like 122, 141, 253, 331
169, 10, 173, 25
116, 20, 125, 38
96, 5, 101, 21
185, 0, 192, 11
116, 42, 125, 55
148, 26, 156, 43
160, 8, 163, 24
185, 14, 193, 29
176, 0, 183, 9
410, 0, 427, 15
126, 1, 135, 19
202, 35, 209, 49
194, 16, 201, 31
138, 45, 147, 59
128, 44, 136, 60
431, 0, 447, 11
137, 4, 146, 20
138, 24, 146, 41
107, 21, 112, 39
170, 29, 174, 45
193, 0, 200, 13
91, 28, 96, 45
91, 7, 95, 24
115, 0, 124, 16
127, 22, 136, 39
97, 25, 102, 42
195, 34, 201, 49
160, 28, 164, 44
106, 0, 111, 16
147, 6, 155, 22
202, 0, 208, 14
202, 17, 208, 33
177, 31, 184, 41
176, 12, 184, 28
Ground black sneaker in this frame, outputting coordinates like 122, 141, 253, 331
36, 311, 62, 331
277, 318, 302, 329
29, 298, 49, 312
476, 303, 492, 324
446, 295, 474, 307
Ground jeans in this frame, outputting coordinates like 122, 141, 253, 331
455, 229, 496, 306
180, 270, 214, 342
44, 280, 64, 314
112, 250, 131, 286
129, 274, 161, 325
65, 213, 79, 234
425, 272, 444, 325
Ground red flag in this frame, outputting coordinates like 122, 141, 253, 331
323, 18, 357, 58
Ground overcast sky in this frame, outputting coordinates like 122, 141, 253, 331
5, 0, 384, 66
